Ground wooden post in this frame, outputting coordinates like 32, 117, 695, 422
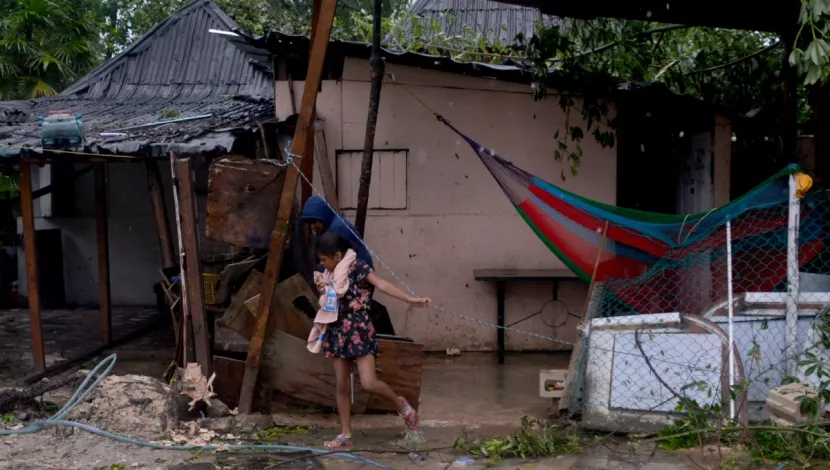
301, 116, 316, 206
173, 157, 212, 375
238, 0, 339, 414
94, 164, 112, 344
300, 0, 322, 207
20, 162, 45, 373
314, 122, 340, 211
144, 160, 175, 268
353, 0, 385, 236
558, 220, 609, 415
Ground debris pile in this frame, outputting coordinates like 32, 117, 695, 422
66, 374, 171, 440
63, 364, 235, 443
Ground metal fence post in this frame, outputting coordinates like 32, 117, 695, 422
726, 220, 736, 420
786, 173, 801, 376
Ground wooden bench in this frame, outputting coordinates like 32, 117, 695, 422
474, 269, 581, 364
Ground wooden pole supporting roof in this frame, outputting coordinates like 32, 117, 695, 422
237, 0, 340, 414
19, 162, 45, 373
94, 164, 112, 344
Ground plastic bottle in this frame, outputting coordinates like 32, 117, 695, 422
323, 281, 338, 312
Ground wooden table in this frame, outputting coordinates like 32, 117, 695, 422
474, 269, 580, 365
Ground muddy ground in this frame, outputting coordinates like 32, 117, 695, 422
1, 421, 713, 470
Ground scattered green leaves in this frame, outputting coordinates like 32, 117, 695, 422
159, 109, 180, 119
251, 425, 308, 443
457, 417, 582, 462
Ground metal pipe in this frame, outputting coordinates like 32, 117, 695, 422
726, 220, 735, 420
111, 113, 215, 132
786, 173, 801, 376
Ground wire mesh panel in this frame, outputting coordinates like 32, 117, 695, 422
566, 178, 830, 432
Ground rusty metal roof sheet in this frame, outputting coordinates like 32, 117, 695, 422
0, 0, 274, 158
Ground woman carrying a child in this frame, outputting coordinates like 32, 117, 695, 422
309, 232, 430, 448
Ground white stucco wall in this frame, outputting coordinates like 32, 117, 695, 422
17, 162, 176, 306
278, 59, 619, 351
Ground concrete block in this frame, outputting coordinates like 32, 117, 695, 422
766, 383, 821, 426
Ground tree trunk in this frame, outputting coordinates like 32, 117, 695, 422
353, 0, 385, 237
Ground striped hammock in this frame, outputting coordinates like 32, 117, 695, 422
441, 118, 826, 315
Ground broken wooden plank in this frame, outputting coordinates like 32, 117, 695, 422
19, 162, 44, 373
239, 0, 340, 414
366, 338, 424, 412
94, 164, 112, 344
214, 255, 265, 305
174, 157, 212, 375
205, 157, 286, 249
243, 274, 315, 341
263, 329, 369, 412
145, 160, 176, 268
218, 270, 263, 338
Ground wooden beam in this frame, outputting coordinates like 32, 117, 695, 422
314, 122, 339, 212
94, 164, 112, 344
7, 165, 93, 205
144, 160, 175, 268
20, 162, 45, 373
301, 116, 316, 206
23, 318, 164, 385
173, 157, 212, 375
300, 0, 323, 206
238, 0, 339, 414
353, 0, 386, 236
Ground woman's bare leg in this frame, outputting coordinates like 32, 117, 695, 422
332, 358, 353, 436
355, 354, 405, 412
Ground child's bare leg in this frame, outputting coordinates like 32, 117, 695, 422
355, 354, 405, 412
327, 358, 353, 446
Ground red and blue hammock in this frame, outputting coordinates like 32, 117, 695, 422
441, 118, 826, 315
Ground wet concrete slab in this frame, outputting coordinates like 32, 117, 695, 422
1, 306, 568, 431
0, 307, 174, 385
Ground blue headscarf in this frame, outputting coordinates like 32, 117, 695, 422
300, 196, 374, 269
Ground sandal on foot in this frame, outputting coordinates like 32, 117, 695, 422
398, 397, 420, 430
323, 434, 352, 449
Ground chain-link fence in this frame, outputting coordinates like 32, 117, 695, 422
563, 178, 830, 434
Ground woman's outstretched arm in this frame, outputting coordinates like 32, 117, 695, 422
366, 272, 430, 306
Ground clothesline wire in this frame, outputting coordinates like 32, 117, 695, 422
283, 154, 784, 381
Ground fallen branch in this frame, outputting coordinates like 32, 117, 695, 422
0, 370, 86, 414
644, 423, 830, 444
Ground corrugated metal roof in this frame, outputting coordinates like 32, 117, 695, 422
400, 0, 564, 46
224, 31, 727, 117
0, 0, 274, 158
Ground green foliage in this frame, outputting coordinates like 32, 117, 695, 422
782, 308, 830, 419
657, 398, 724, 450
105, 0, 409, 51
528, 19, 785, 115
794, 0, 830, 85
456, 417, 582, 461
159, 109, 181, 119
0, 0, 103, 99
250, 425, 308, 442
